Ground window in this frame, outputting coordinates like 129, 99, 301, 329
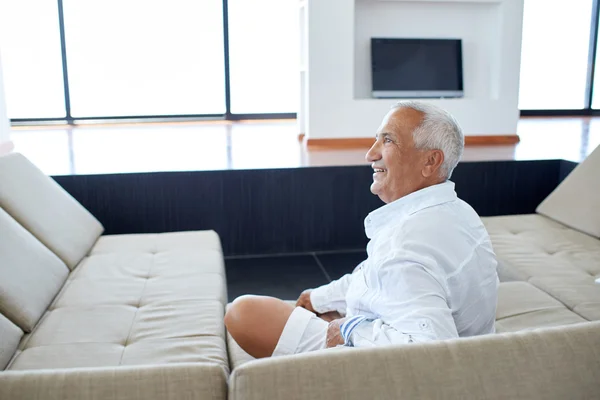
518, 0, 594, 110
62, 0, 226, 117
591, 11, 600, 109
228, 0, 299, 114
0, 0, 66, 119
2, 0, 302, 120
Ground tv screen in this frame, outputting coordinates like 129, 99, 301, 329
370, 38, 464, 99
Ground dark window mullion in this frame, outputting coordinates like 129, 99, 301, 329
586, 0, 600, 109
222, 0, 232, 119
56, 0, 73, 123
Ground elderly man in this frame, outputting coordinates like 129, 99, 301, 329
225, 101, 499, 358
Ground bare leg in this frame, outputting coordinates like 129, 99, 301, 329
224, 295, 295, 359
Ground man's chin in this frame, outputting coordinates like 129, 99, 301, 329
370, 183, 381, 196
370, 184, 389, 203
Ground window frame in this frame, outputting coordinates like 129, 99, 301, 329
9, 0, 600, 123
520, 0, 600, 115
10, 0, 296, 125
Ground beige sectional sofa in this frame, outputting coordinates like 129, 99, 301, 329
0, 153, 229, 399
1, 149, 600, 400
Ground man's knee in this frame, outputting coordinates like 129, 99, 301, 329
224, 295, 295, 337
224, 295, 260, 332
224, 295, 297, 358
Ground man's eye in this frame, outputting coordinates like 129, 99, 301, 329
384, 137, 393, 143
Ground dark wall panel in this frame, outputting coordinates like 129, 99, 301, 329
53, 160, 562, 256
559, 160, 578, 183
452, 160, 560, 217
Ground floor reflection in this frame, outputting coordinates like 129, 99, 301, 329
9, 117, 598, 176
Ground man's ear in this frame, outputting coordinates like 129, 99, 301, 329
422, 149, 444, 178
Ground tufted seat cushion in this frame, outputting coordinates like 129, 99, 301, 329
482, 214, 600, 322
495, 282, 587, 332
7, 231, 229, 372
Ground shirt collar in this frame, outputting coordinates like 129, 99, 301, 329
364, 180, 457, 239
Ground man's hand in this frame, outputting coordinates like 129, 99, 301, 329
326, 317, 347, 348
318, 311, 342, 322
296, 289, 316, 313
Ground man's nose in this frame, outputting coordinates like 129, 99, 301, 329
366, 141, 381, 162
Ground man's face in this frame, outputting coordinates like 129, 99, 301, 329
366, 107, 438, 203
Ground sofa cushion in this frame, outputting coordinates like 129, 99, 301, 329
495, 282, 587, 333
536, 145, 600, 237
573, 303, 600, 321
0, 363, 228, 400
0, 314, 22, 370
0, 153, 104, 269
0, 207, 69, 332
483, 214, 600, 280
89, 231, 223, 256
9, 231, 229, 372
228, 321, 600, 400
9, 343, 125, 371
528, 275, 600, 321
482, 214, 600, 322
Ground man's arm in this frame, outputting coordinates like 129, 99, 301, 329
297, 261, 364, 315
339, 258, 459, 347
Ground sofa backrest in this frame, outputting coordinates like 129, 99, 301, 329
0, 207, 69, 332
537, 145, 600, 238
229, 321, 600, 400
0, 153, 104, 269
0, 313, 22, 370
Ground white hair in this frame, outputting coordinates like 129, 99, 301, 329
391, 101, 464, 179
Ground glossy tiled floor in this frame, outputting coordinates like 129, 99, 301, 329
9, 116, 600, 176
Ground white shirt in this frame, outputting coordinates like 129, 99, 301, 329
310, 181, 499, 347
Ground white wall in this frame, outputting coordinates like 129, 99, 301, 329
0, 52, 10, 145
301, 0, 524, 139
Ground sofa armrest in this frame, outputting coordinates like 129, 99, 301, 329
0, 363, 227, 400
229, 321, 600, 400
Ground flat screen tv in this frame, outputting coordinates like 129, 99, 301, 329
370, 38, 464, 99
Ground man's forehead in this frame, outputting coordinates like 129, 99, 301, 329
377, 107, 424, 135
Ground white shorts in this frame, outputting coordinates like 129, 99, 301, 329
272, 307, 329, 356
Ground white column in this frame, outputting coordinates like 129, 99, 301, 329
0, 51, 12, 155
